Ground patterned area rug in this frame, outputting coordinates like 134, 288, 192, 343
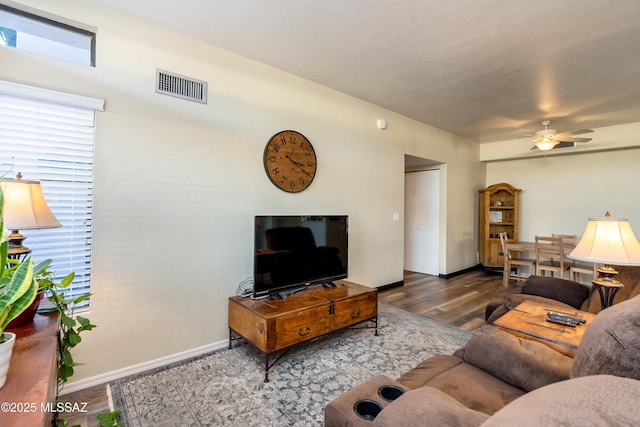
110, 303, 472, 426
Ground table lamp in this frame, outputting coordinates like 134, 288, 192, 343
0, 173, 61, 258
568, 212, 640, 309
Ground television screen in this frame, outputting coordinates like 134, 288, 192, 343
253, 215, 348, 297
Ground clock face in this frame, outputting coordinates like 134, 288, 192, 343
263, 130, 317, 193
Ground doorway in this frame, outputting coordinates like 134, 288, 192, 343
404, 167, 440, 275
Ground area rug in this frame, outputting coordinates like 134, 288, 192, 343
109, 303, 472, 426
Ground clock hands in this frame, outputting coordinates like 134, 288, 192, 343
286, 155, 305, 167
286, 155, 312, 177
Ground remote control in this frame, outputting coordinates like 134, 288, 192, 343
546, 312, 585, 327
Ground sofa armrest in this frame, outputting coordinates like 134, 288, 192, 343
485, 297, 508, 322
521, 275, 590, 309
485, 294, 578, 325
462, 325, 572, 392
373, 386, 489, 427
325, 375, 405, 427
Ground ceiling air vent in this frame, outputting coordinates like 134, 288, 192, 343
155, 68, 207, 104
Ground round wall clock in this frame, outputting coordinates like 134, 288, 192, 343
263, 130, 317, 193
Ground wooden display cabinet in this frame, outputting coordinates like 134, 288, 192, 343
478, 183, 521, 268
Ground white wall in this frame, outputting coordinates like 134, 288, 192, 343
1, 0, 482, 383
486, 148, 640, 242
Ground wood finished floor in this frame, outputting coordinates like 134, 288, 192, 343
380, 269, 520, 331
60, 268, 519, 426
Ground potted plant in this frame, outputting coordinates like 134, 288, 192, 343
0, 185, 40, 388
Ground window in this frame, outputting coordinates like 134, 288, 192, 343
0, 80, 104, 309
0, 4, 96, 66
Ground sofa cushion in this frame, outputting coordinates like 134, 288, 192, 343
572, 294, 640, 380
521, 275, 590, 309
425, 362, 525, 415
396, 354, 464, 389
481, 375, 640, 427
462, 325, 572, 391
396, 351, 525, 415
372, 386, 489, 427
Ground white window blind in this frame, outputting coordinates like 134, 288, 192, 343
0, 86, 100, 310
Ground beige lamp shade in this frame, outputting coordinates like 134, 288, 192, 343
568, 214, 640, 266
1, 178, 61, 230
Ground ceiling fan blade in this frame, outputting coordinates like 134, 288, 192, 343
558, 137, 591, 143
556, 129, 593, 138
566, 129, 594, 136
553, 141, 577, 149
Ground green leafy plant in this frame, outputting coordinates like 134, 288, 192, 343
56, 409, 123, 427
97, 410, 124, 427
37, 264, 96, 389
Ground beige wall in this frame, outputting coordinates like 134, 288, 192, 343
486, 148, 640, 242
1, 0, 482, 384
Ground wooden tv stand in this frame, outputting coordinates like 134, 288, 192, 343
228, 280, 378, 382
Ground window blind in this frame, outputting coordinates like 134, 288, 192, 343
0, 89, 98, 310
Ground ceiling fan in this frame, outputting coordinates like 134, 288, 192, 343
530, 120, 593, 151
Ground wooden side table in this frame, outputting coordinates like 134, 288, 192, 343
592, 278, 624, 309
0, 311, 60, 427
494, 300, 596, 357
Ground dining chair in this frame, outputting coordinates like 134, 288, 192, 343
552, 234, 595, 282
535, 235, 569, 278
499, 232, 535, 287
551, 234, 577, 247
570, 263, 598, 283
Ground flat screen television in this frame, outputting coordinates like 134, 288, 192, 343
253, 215, 348, 297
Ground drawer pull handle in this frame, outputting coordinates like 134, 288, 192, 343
351, 309, 361, 319
299, 326, 311, 336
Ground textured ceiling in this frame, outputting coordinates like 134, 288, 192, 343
92, 0, 640, 144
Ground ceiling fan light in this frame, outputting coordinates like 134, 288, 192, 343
535, 138, 557, 151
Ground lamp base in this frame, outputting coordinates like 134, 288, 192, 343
592, 265, 624, 309
596, 265, 619, 280
6, 230, 31, 260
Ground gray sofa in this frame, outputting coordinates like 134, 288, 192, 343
325, 293, 640, 426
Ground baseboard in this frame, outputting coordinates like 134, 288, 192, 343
377, 266, 482, 288
59, 339, 229, 395
376, 280, 403, 291
438, 264, 482, 279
